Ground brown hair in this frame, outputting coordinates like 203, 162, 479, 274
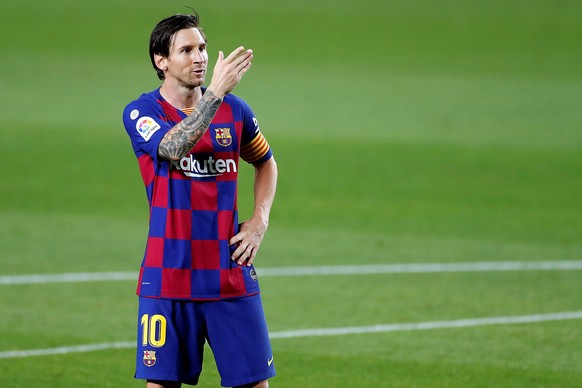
149, 12, 207, 80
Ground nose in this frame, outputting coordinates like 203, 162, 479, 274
192, 49, 204, 64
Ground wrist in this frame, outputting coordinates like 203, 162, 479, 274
252, 206, 270, 228
205, 86, 226, 100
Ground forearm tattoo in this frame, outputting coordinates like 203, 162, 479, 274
158, 90, 223, 160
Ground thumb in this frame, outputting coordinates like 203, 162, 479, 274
217, 50, 224, 65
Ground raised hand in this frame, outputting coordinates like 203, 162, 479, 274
207, 46, 253, 98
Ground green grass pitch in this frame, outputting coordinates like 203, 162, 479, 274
1, 0, 581, 386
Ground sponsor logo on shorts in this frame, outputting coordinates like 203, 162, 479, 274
250, 269, 258, 281
268, 356, 274, 366
143, 350, 157, 367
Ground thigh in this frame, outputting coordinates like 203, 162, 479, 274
135, 297, 206, 385
204, 294, 276, 387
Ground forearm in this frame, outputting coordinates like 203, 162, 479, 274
158, 90, 223, 161
158, 47, 253, 161
252, 157, 278, 226
229, 157, 277, 265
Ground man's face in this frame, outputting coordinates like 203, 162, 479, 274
164, 27, 208, 87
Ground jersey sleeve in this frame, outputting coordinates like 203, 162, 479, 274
239, 100, 273, 164
122, 99, 172, 160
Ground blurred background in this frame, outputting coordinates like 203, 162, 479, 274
1, 0, 581, 386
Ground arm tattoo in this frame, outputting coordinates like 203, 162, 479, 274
158, 90, 223, 160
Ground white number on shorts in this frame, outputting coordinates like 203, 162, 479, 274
140, 314, 167, 348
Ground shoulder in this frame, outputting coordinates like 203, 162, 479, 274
123, 89, 161, 114
222, 93, 255, 121
222, 92, 250, 110
200, 87, 250, 110
122, 89, 165, 135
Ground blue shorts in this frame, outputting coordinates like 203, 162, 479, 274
135, 294, 276, 387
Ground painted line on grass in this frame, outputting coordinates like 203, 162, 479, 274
2, 311, 581, 359
269, 311, 582, 339
260, 261, 582, 277
1, 261, 581, 285
0, 341, 135, 359
0, 271, 137, 285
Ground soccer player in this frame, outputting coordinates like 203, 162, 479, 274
122, 12, 277, 388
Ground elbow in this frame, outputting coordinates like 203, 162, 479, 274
158, 151, 180, 162
158, 144, 187, 162
265, 156, 278, 177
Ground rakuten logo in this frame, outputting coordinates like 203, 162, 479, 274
172, 155, 237, 178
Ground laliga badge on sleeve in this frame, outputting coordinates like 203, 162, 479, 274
136, 116, 161, 141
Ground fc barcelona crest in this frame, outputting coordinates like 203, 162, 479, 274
143, 350, 157, 367
214, 128, 232, 147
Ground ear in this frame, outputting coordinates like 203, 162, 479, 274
154, 54, 168, 73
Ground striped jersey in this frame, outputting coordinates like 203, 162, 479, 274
122, 88, 272, 300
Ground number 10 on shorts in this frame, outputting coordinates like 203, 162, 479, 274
141, 314, 167, 347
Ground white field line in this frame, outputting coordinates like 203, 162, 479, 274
1, 261, 582, 285
0, 271, 137, 285
1, 311, 581, 359
0, 341, 135, 359
269, 311, 582, 339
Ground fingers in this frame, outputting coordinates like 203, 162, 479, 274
236, 58, 252, 76
231, 242, 257, 266
222, 46, 253, 74
224, 46, 249, 62
229, 227, 261, 266
208, 46, 253, 97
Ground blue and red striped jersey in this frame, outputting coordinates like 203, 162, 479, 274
122, 88, 272, 300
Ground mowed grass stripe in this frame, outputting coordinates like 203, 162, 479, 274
1, 261, 581, 285
2, 311, 581, 359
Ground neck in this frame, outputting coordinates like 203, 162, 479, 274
159, 80, 203, 110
